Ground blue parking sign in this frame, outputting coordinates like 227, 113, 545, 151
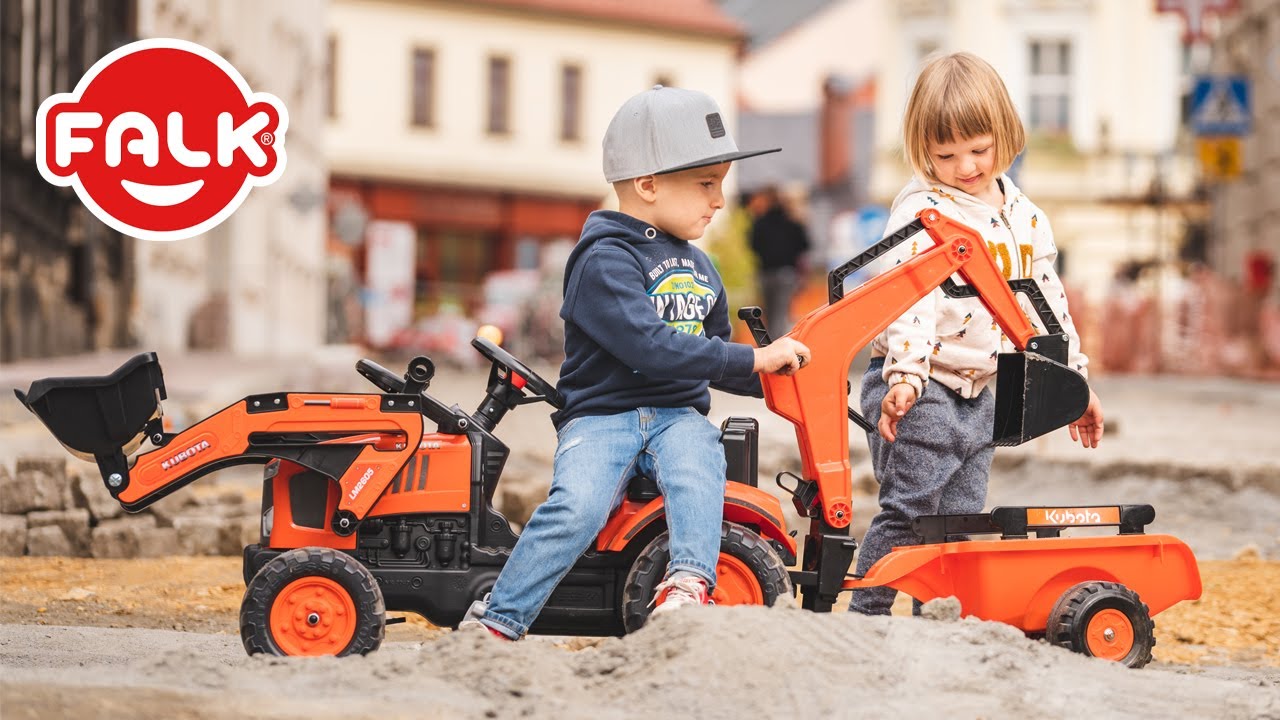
1190, 76, 1251, 136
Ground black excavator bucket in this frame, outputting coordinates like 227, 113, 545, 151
991, 349, 1089, 447
12, 352, 166, 462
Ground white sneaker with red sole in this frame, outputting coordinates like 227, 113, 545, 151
649, 575, 711, 618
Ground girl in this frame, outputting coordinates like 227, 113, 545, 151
848, 52, 1105, 616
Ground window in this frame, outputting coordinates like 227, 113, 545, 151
560, 64, 581, 141
487, 56, 510, 135
325, 36, 337, 119
411, 48, 435, 127
1028, 40, 1072, 133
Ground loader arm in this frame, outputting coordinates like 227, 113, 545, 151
757, 209, 1088, 530
116, 393, 424, 527
15, 353, 424, 532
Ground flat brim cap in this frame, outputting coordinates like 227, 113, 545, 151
603, 85, 780, 183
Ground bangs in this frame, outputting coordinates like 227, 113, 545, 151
903, 52, 1026, 182
927, 86, 994, 147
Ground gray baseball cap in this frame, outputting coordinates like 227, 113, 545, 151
603, 85, 780, 183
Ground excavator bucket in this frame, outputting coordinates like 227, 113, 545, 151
12, 352, 166, 462
991, 350, 1089, 446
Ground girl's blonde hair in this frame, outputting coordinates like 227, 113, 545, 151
903, 52, 1025, 183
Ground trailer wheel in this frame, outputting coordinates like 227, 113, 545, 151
621, 522, 792, 633
1046, 581, 1155, 668
240, 547, 385, 657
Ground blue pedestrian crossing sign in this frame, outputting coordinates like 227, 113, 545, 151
1190, 76, 1251, 136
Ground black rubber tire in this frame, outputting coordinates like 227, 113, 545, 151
240, 547, 385, 657
621, 522, 793, 633
1045, 580, 1155, 668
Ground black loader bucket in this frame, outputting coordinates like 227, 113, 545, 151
991, 350, 1089, 446
13, 352, 166, 463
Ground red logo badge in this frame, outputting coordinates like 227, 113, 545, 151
36, 39, 288, 241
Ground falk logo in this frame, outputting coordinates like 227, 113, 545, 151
36, 38, 288, 242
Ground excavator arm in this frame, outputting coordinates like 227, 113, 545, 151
749, 209, 1089, 531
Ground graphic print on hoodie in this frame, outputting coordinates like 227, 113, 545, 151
648, 262, 718, 336
552, 211, 761, 429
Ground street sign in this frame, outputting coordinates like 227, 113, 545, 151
1196, 136, 1242, 180
1190, 76, 1251, 135
1156, 0, 1239, 44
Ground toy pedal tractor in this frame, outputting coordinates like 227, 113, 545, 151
16, 337, 795, 656
16, 209, 1200, 667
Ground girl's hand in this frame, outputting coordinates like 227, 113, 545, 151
878, 383, 918, 443
1069, 389, 1104, 448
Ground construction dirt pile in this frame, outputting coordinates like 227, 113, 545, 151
3, 604, 1278, 720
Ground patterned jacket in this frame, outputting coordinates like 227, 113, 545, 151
869, 174, 1089, 399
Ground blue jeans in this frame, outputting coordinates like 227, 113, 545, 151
481, 407, 726, 638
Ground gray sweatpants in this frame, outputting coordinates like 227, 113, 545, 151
847, 357, 995, 615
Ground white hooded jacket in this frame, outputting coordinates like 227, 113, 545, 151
869, 174, 1089, 399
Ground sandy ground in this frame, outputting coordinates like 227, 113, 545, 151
1, 606, 1278, 720
3, 354, 1280, 717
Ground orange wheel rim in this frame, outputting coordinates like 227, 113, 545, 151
711, 553, 763, 606
269, 576, 357, 656
1085, 608, 1134, 661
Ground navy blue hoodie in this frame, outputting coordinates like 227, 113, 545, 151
551, 211, 762, 429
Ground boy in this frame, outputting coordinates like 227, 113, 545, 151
464, 86, 811, 640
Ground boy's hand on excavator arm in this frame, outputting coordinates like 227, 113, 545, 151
753, 338, 811, 376
878, 383, 918, 443
1069, 389, 1104, 449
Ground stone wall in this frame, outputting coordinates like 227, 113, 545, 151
0, 457, 261, 558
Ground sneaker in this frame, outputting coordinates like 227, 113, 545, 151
649, 576, 711, 618
457, 596, 514, 641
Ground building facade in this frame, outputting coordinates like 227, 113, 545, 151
1, 0, 136, 362
733, 0, 1203, 304
325, 0, 743, 335
1207, 0, 1280, 285
129, 0, 330, 357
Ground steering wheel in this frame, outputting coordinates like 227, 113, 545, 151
470, 337, 564, 409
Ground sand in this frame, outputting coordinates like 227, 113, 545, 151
3, 606, 1278, 720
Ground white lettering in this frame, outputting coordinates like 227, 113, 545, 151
167, 112, 210, 167
54, 112, 103, 167
347, 467, 376, 501
1043, 509, 1103, 525
160, 440, 211, 471
105, 112, 161, 167
218, 111, 269, 167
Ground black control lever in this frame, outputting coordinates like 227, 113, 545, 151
738, 307, 773, 347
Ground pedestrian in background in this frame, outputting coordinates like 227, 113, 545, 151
748, 186, 810, 337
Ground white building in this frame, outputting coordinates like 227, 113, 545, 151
131, 0, 331, 356
325, 0, 743, 326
